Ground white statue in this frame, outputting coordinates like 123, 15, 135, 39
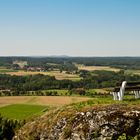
118, 81, 127, 101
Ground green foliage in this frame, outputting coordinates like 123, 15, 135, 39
117, 133, 140, 140
63, 126, 72, 138
0, 115, 23, 140
91, 132, 100, 138
71, 96, 140, 110
0, 69, 17, 73
1, 57, 140, 70
0, 69, 140, 95
118, 133, 127, 140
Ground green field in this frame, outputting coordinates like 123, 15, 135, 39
71, 95, 140, 110
88, 89, 108, 94
0, 96, 91, 120
0, 69, 81, 81
76, 64, 120, 72
125, 69, 140, 75
0, 69, 17, 73
0, 104, 47, 120
0, 94, 140, 121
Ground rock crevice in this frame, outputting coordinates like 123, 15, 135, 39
13, 105, 140, 140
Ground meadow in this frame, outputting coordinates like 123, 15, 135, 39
88, 88, 109, 94
0, 96, 91, 120
77, 64, 120, 72
0, 69, 17, 73
125, 69, 140, 75
0, 69, 80, 81
1, 65, 140, 82
0, 95, 140, 120
0, 104, 47, 120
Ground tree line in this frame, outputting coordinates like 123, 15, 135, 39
1, 56, 140, 70
0, 70, 140, 95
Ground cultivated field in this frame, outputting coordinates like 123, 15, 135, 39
0, 96, 140, 120
0, 96, 92, 119
0, 96, 92, 107
0, 104, 47, 120
0, 69, 80, 81
77, 64, 120, 72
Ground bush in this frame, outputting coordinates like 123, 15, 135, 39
0, 115, 24, 140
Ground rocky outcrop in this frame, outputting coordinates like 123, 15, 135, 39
13, 105, 140, 140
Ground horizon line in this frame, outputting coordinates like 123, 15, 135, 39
0, 55, 140, 58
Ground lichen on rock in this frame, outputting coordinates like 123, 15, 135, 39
13, 104, 140, 140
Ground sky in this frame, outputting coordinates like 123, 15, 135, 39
0, 0, 140, 56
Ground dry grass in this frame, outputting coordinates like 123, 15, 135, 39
0, 96, 92, 107
77, 64, 120, 72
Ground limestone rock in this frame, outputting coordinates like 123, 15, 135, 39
13, 105, 140, 140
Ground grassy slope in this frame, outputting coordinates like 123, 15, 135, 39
72, 96, 140, 109
14, 96, 140, 139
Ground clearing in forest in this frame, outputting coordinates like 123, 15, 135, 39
0, 69, 80, 81
77, 64, 120, 72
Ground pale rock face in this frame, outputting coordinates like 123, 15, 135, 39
13, 105, 140, 140
86, 112, 92, 117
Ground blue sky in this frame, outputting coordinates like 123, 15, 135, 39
0, 0, 140, 56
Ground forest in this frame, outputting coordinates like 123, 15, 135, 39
1, 56, 140, 70
1, 57, 140, 140
0, 57, 140, 96
0, 70, 140, 95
